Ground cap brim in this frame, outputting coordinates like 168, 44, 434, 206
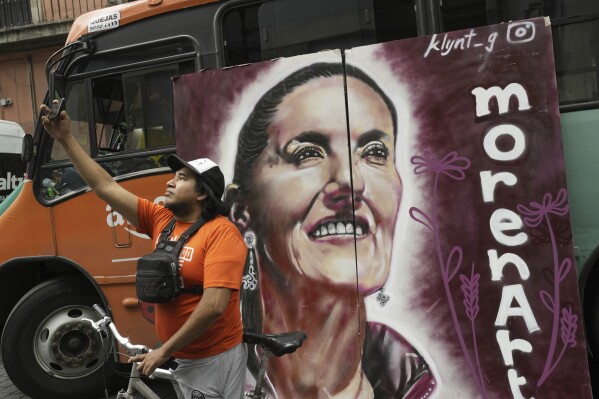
167, 155, 192, 173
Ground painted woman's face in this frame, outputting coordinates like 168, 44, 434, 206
248, 75, 402, 294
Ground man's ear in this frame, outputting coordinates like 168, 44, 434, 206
196, 193, 208, 203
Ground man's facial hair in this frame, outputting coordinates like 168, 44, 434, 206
165, 200, 195, 218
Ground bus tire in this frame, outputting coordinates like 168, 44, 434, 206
1, 275, 123, 399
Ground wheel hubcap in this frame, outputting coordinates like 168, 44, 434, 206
34, 305, 111, 379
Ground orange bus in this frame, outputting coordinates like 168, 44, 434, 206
0, 0, 598, 398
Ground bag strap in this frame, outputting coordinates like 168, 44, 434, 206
156, 217, 206, 253
180, 217, 206, 241
170, 217, 206, 254
156, 217, 207, 296
158, 218, 177, 242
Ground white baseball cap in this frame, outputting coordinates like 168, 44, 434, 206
167, 155, 225, 199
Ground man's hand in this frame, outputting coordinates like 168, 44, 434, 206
129, 346, 172, 376
40, 101, 71, 142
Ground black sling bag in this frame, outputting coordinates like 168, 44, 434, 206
136, 217, 205, 303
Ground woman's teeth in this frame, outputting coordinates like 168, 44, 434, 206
312, 221, 364, 237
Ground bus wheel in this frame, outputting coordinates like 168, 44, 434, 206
1, 275, 123, 399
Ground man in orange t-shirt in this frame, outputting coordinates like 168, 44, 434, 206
40, 104, 248, 398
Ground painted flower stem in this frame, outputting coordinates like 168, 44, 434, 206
517, 189, 577, 388
410, 151, 487, 397
471, 317, 485, 396
430, 174, 488, 399
465, 263, 486, 395
537, 214, 560, 388
545, 343, 568, 380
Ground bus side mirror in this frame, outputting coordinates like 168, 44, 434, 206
22, 134, 34, 164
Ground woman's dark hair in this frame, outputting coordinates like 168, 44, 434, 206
194, 177, 229, 221
230, 62, 398, 199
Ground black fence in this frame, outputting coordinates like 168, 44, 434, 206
0, 0, 110, 29
0, 0, 32, 28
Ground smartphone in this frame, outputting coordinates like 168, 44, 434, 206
48, 98, 66, 120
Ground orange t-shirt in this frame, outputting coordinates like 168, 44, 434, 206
137, 198, 247, 359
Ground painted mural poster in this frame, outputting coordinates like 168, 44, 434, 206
173, 17, 592, 399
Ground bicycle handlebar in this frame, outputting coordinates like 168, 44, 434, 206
88, 304, 149, 356
93, 303, 107, 318
85, 304, 178, 383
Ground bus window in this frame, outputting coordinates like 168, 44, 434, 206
553, 18, 599, 104
258, 0, 376, 61
92, 75, 129, 154
41, 62, 194, 201
442, 0, 488, 32
221, 0, 376, 67
49, 80, 91, 162
561, 108, 599, 268
490, 0, 599, 21
89, 63, 193, 177
92, 65, 186, 157
223, 4, 263, 66
372, 0, 418, 42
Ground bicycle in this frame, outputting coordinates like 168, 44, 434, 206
85, 304, 307, 399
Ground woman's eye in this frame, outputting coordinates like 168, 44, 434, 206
288, 144, 326, 165
361, 142, 389, 165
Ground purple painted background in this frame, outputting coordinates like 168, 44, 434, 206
174, 18, 592, 398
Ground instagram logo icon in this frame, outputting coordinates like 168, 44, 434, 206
507, 21, 536, 43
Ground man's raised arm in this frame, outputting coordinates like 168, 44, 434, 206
40, 103, 140, 227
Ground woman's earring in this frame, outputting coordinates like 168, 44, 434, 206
240, 230, 262, 333
376, 287, 390, 306
242, 231, 258, 292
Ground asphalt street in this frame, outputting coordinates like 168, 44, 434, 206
0, 355, 119, 399
0, 356, 29, 399
2, 351, 598, 398
0, 354, 177, 399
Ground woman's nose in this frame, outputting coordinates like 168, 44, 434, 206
323, 156, 364, 211
332, 153, 365, 193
